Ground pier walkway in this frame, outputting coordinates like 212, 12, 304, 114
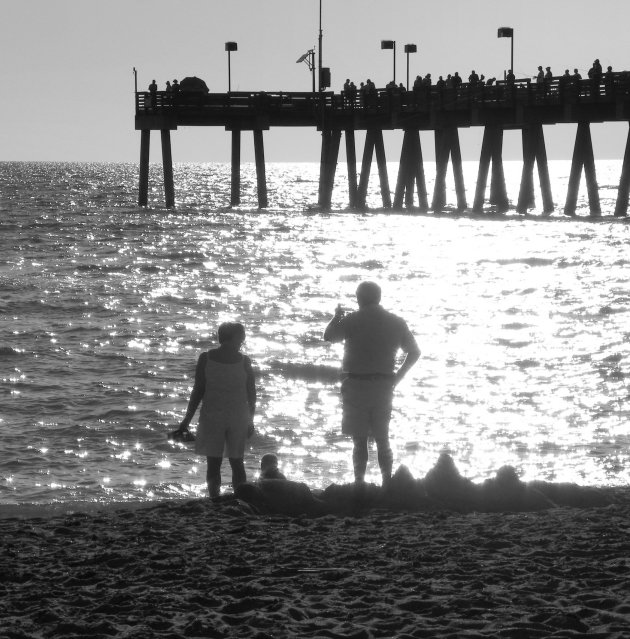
135, 73, 630, 216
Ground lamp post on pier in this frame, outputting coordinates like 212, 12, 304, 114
225, 41, 238, 92
404, 44, 417, 90
497, 27, 514, 77
381, 40, 396, 84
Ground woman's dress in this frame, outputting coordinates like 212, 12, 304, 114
194, 357, 251, 458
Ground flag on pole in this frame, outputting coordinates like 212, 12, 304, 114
497, 27, 513, 38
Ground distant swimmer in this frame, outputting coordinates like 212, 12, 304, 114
173, 322, 256, 498
324, 282, 420, 488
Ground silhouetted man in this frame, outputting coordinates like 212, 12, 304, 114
324, 282, 420, 487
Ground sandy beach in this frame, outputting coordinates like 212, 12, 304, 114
3, 470, 630, 639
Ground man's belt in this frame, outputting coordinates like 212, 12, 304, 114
346, 373, 394, 381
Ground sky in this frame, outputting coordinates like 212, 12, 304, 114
2, 0, 630, 163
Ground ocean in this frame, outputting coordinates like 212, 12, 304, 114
2, 159, 630, 508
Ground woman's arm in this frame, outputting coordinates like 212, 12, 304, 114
177, 353, 206, 431
244, 356, 256, 417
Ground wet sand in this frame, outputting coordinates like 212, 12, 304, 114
2, 481, 630, 638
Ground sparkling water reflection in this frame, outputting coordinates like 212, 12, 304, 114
1, 161, 630, 505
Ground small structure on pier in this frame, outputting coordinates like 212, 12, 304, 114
135, 73, 630, 216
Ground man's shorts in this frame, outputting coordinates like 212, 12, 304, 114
341, 376, 394, 439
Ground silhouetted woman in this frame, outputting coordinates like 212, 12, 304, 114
175, 322, 256, 498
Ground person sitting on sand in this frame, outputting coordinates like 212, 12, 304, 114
259, 453, 286, 480
173, 322, 256, 498
324, 282, 420, 488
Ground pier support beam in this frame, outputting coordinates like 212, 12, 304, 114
432, 128, 466, 211
138, 129, 150, 207
474, 125, 508, 213
161, 129, 175, 208
516, 124, 554, 215
318, 130, 342, 210
345, 129, 358, 209
230, 130, 241, 206
614, 122, 630, 217
253, 129, 268, 208
357, 130, 391, 210
564, 122, 600, 217
394, 130, 428, 211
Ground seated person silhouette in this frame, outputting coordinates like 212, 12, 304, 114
259, 453, 286, 480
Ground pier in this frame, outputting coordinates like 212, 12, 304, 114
135, 74, 630, 216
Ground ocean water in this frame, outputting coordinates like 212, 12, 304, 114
2, 159, 630, 507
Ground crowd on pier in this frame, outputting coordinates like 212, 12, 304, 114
341, 59, 620, 102
139, 58, 628, 115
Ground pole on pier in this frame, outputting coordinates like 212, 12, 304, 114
432, 128, 466, 211
231, 130, 241, 206
345, 129, 358, 209
253, 129, 268, 208
564, 122, 600, 217
614, 122, 630, 217
138, 129, 150, 206
161, 129, 175, 208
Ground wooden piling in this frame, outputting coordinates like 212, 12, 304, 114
230, 130, 241, 206
318, 130, 341, 210
614, 123, 630, 217
160, 129, 175, 208
138, 129, 150, 207
357, 130, 375, 210
394, 130, 427, 211
413, 131, 429, 212
394, 130, 414, 209
432, 128, 466, 211
489, 128, 509, 211
516, 125, 553, 214
564, 122, 600, 216
473, 126, 493, 212
432, 129, 449, 211
374, 130, 391, 208
253, 130, 268, 208
345, 129, 358, 209
517, 127, 536, 213
532, 125, 554, 214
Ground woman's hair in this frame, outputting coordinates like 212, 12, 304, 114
217, 322, 246, 344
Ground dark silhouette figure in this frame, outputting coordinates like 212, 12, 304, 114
259, 453, 287, 480
174, 322, 256, 498
605, 66, 615, 96
149, 79, 157, 108
324, 282, 420, 487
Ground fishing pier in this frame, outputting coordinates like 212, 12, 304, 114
135, 75, 630, 216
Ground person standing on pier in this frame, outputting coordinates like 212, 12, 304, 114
324, 282, 420, 488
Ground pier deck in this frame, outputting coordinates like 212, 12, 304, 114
134, 74, 630, 216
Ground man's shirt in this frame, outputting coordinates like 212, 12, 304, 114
326, 304, 419, 375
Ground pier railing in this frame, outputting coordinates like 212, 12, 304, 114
136, 73, 630, 129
